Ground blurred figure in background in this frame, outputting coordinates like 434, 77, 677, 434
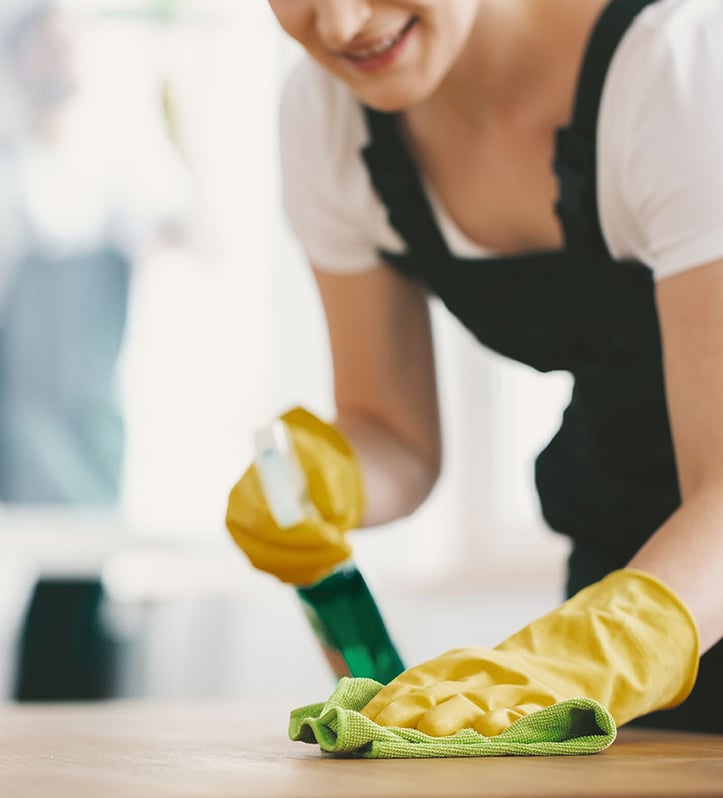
0, 0, 128, 506
0, 0, 196, 700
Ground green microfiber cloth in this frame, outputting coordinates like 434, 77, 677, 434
289, 677, 616, 758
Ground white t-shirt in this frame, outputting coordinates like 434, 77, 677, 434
279, 0, 723, 282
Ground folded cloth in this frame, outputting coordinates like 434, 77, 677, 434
289, 677, 616, 758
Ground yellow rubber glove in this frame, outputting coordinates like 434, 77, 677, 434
362, 569, 699, 736
225, 407, 365, 586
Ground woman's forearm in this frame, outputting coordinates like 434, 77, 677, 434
642, 260, 723, 654
628, 482, 723, 653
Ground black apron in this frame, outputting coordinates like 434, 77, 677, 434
360, 0, 723, 732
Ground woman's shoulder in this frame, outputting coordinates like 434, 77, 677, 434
602, 0, 722, 130
599, 0, 723, 279
278, 57, 400, 274
617, 0, 722, 67
280, 56, 368, 168
634, 0, 722, 37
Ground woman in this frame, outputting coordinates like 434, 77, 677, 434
227, 0, 723, 734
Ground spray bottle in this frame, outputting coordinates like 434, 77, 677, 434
254, 420, 405, 684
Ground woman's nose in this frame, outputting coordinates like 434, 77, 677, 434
314, 0, 373, 50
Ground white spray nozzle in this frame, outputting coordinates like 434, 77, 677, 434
254, 420, 316, 529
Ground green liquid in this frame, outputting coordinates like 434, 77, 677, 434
296, 565, 405, 684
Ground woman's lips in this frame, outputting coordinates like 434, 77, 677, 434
340, 17, 418, 71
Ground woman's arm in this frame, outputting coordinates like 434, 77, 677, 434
628, 257, 723, 653
312, 262, 442, 528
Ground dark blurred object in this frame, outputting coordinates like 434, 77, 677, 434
14, 578, 118, 700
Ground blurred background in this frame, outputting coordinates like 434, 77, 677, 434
0, 0, 573, 707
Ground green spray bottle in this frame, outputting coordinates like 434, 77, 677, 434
254, 420, 405, 684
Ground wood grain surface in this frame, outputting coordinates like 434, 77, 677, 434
1, 702, 722, 798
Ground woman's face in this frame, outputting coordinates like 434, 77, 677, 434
267, 0, 481, 110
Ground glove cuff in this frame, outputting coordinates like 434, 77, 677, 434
611, 568, 700, 712
496, 567, 700, 726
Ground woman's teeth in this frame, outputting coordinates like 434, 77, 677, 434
345, 20, 413, 61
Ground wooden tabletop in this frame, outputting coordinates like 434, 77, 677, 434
1, 702, 722, 798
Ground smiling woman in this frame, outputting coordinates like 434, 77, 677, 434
224, 0, 723, 737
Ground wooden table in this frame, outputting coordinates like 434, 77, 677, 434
1, 702, 722, 798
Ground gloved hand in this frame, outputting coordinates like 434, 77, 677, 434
362, 569, 699, 736
226, 407, 365, 585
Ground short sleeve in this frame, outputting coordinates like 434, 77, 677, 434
599, 3, 723, 281
279, 59, 387, 273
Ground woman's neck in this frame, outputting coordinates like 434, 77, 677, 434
409, 0, 609, 134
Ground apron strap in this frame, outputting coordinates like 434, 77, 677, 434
554, 0, 658, 253
360, 107, 451, 272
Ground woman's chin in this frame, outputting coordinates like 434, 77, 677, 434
351, 79, 432, 113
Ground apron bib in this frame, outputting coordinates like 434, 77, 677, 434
360, 0, 676, 561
